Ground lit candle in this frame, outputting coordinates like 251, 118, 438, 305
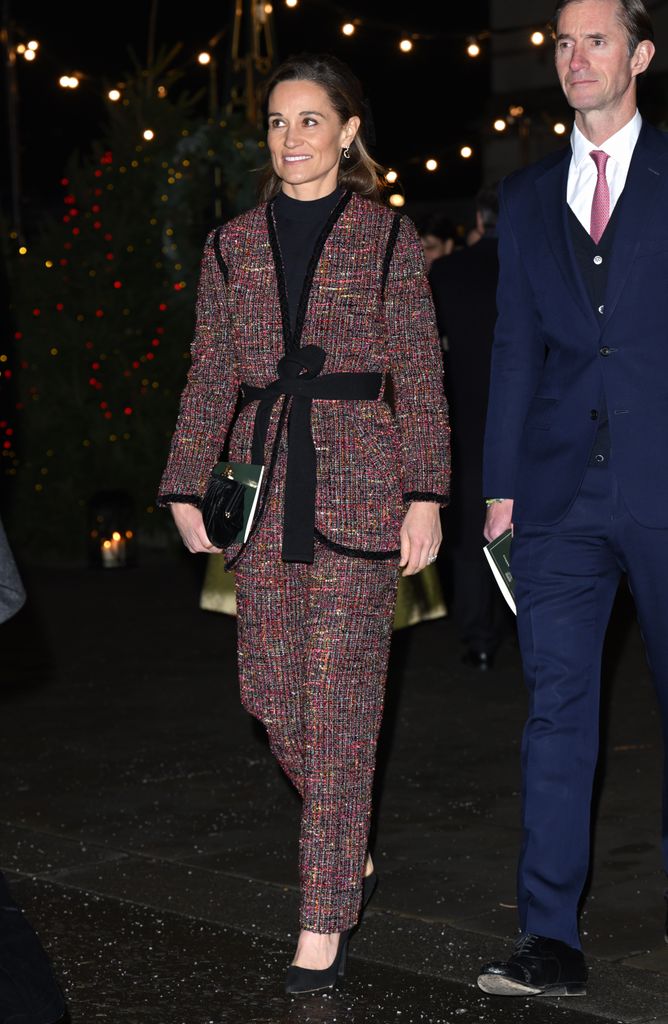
101, 530, 126, 568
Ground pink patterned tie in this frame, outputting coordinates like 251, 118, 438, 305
590, 150, 610, 244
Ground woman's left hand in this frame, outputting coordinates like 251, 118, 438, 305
399, 501, 442, 576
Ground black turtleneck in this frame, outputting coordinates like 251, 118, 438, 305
273, 188, 344, 333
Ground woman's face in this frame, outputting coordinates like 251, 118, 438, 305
267, 79, 359, 200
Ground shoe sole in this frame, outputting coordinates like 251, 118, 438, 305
477, 975, 586, 997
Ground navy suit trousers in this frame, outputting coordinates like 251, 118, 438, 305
512, 466, 668, 949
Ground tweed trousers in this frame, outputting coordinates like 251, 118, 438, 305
235, 454, 399, 933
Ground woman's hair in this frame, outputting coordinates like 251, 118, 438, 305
257, 53, 386, 203
551, 0, 654, 56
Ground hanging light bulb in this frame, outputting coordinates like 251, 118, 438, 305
531, 30, 546, 46
425, 158, 438, 172
16, 44, 26, 54
554, 122, 567, 135
23, 49, 36, 62
460, 146, 473, 159
198, 52, 211, 65
399, 38, 413, 53
143, 129, 155, 141
493, 119, 507, 132
285, 0, 298, 7
27, 40, 39, 50
467, 39, 481, 58
342, 22, 355, 36
264, 3, 273, 11
385, 169, 398, 184
389, 194, 405, 208
108, 89, 121, 102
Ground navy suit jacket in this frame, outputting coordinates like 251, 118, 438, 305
483, 120, 668, 529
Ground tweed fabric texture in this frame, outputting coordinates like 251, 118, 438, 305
235, 450, 399, 933
157, 192, 450, 564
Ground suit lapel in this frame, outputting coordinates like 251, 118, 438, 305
602, 124, 668, 327
536, 150, 598, 328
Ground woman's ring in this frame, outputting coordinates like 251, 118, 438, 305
427, 554, 437, 564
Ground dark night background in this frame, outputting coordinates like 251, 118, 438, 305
6, 0, 491, 218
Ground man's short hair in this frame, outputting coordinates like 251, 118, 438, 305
476, 185, 499, 231
418, 213, 457, 245
551, 0, 654, 57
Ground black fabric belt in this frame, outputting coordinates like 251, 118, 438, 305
240, 344, 382, 563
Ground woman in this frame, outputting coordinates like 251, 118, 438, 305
158, 53, 450, 992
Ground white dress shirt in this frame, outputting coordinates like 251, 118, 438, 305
567, 109, 642, 232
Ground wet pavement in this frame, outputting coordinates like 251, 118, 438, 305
1, 555, 668, 1022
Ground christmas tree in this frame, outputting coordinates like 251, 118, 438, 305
4, 52, 265, 560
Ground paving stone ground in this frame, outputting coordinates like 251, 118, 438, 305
1, 555, 667, 1022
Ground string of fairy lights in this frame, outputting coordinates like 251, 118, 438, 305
6, 5, 569, 211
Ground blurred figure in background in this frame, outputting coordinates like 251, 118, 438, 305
0, 517, 67, 1024
418, 212, 457, 272
429, 186, 511, 670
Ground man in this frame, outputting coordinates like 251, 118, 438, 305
429, 187, 509, 670
478, 0, 661, 998
418, 212, 457, 271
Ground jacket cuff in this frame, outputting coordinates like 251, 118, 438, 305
156, 493, 202, 508
403, 491, 449, 506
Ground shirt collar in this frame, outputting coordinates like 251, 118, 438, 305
570, 109, 642, 170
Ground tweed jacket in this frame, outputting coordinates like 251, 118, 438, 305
158, 190, 450, 566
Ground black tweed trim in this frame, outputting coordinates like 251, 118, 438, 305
314, 528, 400, 561
403, 491, 449, 505
381, 213, 403, 298
267, 190, 354, 354
266, 204, 293, 354
225, 396, 290, 571
213, 227, 229, 284
156, 493, 202, 508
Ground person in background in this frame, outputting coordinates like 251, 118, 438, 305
429, 186, 510, 670
0, 517, 67, 1024
418, 212, 457, 271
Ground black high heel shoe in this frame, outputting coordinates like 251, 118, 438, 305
285, 929, 350, 994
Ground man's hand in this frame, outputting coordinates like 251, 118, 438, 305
399, 501, 442, 577
171, 503, 223, 555
484, 499, 514, 543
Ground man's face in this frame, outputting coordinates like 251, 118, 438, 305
555, 0, 642, 116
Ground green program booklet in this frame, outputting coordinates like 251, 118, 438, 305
483, 528, 516, 615
210, 461, 265, 545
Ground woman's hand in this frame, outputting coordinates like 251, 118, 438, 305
171, 503, 223, 555
399, 501, 442, 576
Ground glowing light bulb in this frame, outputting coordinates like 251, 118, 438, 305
108, 89, 121, 102
467, 40, 481, 58
494, 119, 507, 132
509, 105, 525, 117
16, 44, 26, 54
342, 22, 355, 36
554, 122, 567, 135
264, 3, 273, 12
399, 38, 413, 53
425, 158, 438, 172
389, 193, 406, 208
460, 146, 473, 159
23, 50, 36, 61
531, 30, 546, 46
286, 0, 298, 7
27, 40, 38, 50
143, 129, 155, 141
198, 52, 211, 65
385, 169, 398, 184
18, 246, 27, 255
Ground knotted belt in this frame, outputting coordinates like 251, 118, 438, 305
240, 345, 382, 563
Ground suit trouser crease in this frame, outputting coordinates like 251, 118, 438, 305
235, 453, 398, 933
511, 466, 668, 948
